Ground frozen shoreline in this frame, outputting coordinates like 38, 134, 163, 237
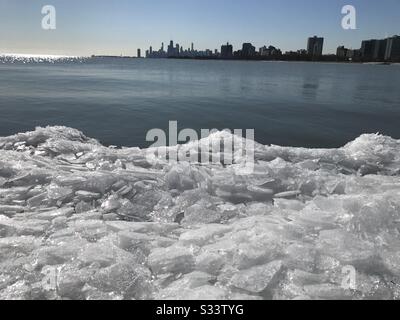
1, 126, 400, 300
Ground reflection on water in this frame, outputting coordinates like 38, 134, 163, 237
302, 77, 320, 100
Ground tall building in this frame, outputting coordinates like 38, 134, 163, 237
241, 43, 256, 57
336, 46, 347, 58
336, 46, 355, 60
221, 42, 233, 58
137, 49, 141, 58
373, 39, 387, 60
359, 36, 400, 61
165, 41, 180, 57
385, 35, 400, 61
260, 45, 281, 57
191, 43, 194, 52
361, 39, 377, 60
350, 49, 361, 61
167, 40, 174, 56
307, 36, 324, 57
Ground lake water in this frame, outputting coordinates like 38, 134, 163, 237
0, 58, 399, 148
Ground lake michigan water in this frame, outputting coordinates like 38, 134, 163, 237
0, 58, 399, 148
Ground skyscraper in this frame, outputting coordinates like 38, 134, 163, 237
307, 36, 324, 57
385, 35, 400, 61
167, 40, 174, 56
373, 39, 387, 60
241, 43, 256, 57
137, 49, 141, 58
221, 42, 233, 58
361, 39, 377, 60
336, 46, 348, 58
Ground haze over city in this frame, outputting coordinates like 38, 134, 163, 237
1, 0, 400, 56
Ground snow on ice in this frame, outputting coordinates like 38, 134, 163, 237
1, 126, 400, 300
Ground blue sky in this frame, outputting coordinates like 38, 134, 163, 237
0, 0, 399, 56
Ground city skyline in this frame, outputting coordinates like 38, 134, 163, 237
140, 34, 400, 63
1, 0, 400, 56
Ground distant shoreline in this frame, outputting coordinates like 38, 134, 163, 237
91, 55, 395, 65
0, 53, 396, 66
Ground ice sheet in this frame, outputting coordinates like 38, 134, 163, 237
1, 126, 400, 300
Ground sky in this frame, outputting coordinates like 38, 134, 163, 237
0, 0, 399, 56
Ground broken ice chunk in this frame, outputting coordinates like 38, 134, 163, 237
0, 236, 41, 261
274, 190, 301, 199
284, 243, 317, 272
27, 192, 47, 208
317, 229, 377, 268
67, 219, 108, 241
230, 260, 284, 294
35, 238, 88, 267
179, 224, 232, 246
232, 232, 284, 269
0, 216, 49, 237
302, 283, 352, 299
286, 269, 329, 287
105, 221, 179, 235
195, 252, 225, 275
91, 263, 154, 299
245, 203, 273, 216
32, 207, 74, 221
116, 199, 149, 220
380, 249, 400, 276
246, 186, 274, 201
117, 231, 154, 254
75, 201, 96, 214
0, 281, 31, 300
78, 243, 117, 267
158, 284, 227, 300
148, 245, 195, 275
274, 199, 305, 211
115, 185, 134, 197
56, 265, 93, 299
101, 195, 121, 213
75, 190, 101, 201
46, 184, 74, 203
155, 271, 225, 300
82, 285, 124, 300
0, 205, 25, 217
182, 202, 222, 225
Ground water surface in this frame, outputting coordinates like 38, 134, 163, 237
0, 58, 399, 148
